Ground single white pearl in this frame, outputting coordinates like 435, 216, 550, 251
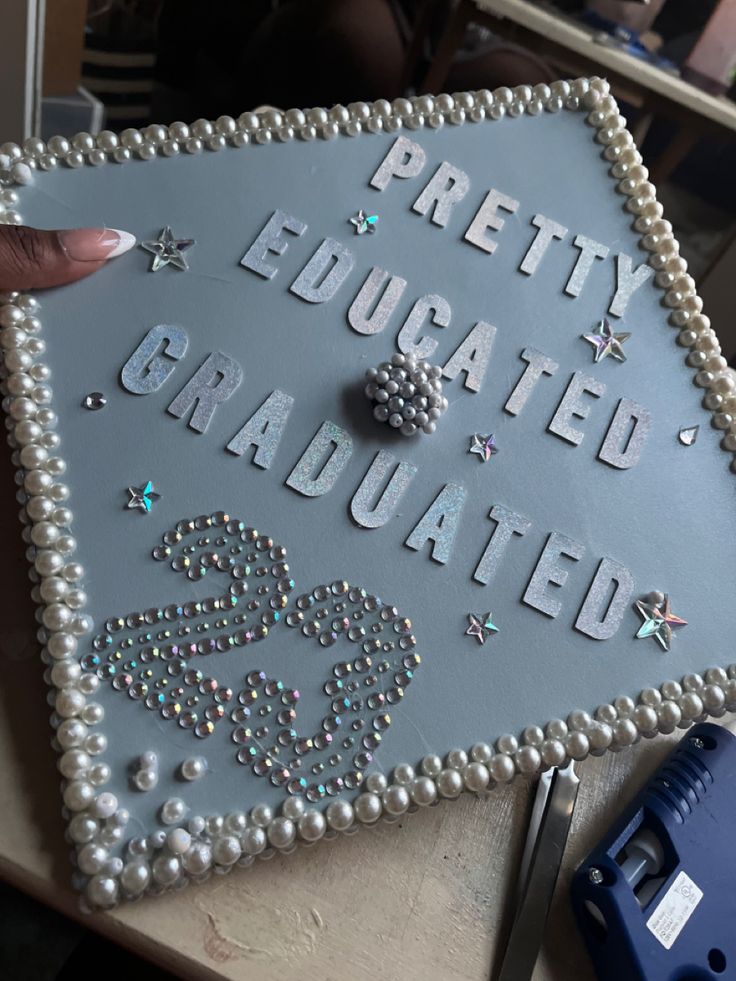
180, 756, 206, 780
282, 797, 305, 821
183, 841, 212, 875
587, 722, 613, 754
365, 771, 387, 794
515, 745, 542, 773
85, 732, 107, 755
382, 785, 410, 815
91, 791, 118, 818
421, 753, 442, 777
564, 732, 589, 761
488, 753, 515, 783
437, 768, 463, 798
354, 792, 382, 823
88, 761, 109, 785
80, 701, 103, 725
152, 854, 181, 885
55, 687, 85, 717
392, 763, 415, 785
134, 768, 158, 791
63, 779, 94, 810
241, 826, 266, 855
410, 775, 437, 806
121, 860, 151, 894
267, 817, 296, 849
541, 738, 566, 767
161, 797, 187, 824
51, 660, 80, 687
326, 800, 354, 831
68, 814, 98, 843
213, 834, 242, 864
470, 741, 492, 763
298, 809, 326, 842
497, 733, 519, 755
85, 875, 118, 908
463, 762, 490, 792
446, 748, 468, 770
48, 631, 76, 658
56, 717, 86, 747
225, 811, 248, 834
59, 748, 90, 778
250, 803, 273, 827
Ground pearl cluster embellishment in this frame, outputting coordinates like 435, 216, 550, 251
365, 353, 448, 436
2, 76, 735, 913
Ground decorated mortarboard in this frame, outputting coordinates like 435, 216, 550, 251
1, 78, 734, 911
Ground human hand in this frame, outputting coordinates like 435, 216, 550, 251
0, 225, 135, 290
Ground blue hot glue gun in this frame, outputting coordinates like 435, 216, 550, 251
571, 721, 736, 981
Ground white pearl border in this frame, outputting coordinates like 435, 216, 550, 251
1, 76, 734, 912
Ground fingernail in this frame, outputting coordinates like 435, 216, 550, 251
59, 227, 136, 261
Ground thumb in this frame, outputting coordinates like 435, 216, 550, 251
0, 225, 136, 290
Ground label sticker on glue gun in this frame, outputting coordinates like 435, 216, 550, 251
646, 870, 703, 950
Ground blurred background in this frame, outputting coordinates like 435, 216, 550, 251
0, 1, 735, 978
0, 0, 735, 360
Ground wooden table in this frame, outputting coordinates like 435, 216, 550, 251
413, 0, 736, 183
0, 421, 714, 981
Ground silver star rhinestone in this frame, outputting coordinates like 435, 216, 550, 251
126, 481, 161, 513
141, 226, 195, 272
349, 210, 378, 235
465, 612, 499, 645
582, 318, 631, 363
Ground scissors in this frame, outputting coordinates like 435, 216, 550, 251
494, 762, 580, 981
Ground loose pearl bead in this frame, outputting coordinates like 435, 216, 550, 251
57, 718, 86, 746
679, 692, 704, 719
55, 687, 85, 717
421, 753, 442, 777
298, 810, 326, 841
437, 768, 463, 798
59, 748, 89, 777
69, 815, 98, 843
326, 800, 354, 830
281, 797, 305, 821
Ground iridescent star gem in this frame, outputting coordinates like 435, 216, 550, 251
349, 210, 378, 235
469, 433, 498, 462
127, 481, 161, 513
465, 612, 499, 645
141, 226, 195, 271
634, 594, 687, 652
582, 318, 631, 363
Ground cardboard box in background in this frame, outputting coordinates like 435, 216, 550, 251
43, 0, 88, 96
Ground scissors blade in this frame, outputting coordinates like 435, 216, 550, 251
495, 762, 580, 981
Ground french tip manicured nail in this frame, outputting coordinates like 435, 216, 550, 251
59, 227, 136, 261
